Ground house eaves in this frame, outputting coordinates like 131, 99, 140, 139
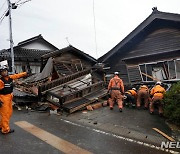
0, 48, 52, 61
122, 49, 180, 61
98, 8, 180, 63
42, 45, 97, 64
15, 34, 59, 50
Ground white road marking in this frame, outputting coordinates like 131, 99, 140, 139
15, 121, 92, 154
61, 119, 179, 154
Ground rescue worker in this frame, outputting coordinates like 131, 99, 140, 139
108, 72, 124, 112
136, 85, 149, 109
149, 81, 166, 116
0, 65, 27, 134
124, 88, 137, 107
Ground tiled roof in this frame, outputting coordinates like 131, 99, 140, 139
42, 45, 97, 63
14, 48, 51, 58
98, 8, 180, 62
0, 48, 52, 60
16, 34, 59, 50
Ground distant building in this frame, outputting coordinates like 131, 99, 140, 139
98, 8, 180, 84
0, 34, 58, 73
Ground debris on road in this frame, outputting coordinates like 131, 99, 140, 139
153, 128, 175, 141
13, 47, 107, 114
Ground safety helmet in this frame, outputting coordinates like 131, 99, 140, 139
0, 60, 8, 72
141, 85, 148, 89
156, 81, 162, 85
114, 72, 119, 75
132, 88, 136, 91
0, 65, 8, 72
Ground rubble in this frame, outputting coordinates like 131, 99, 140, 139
14, 52, 107, 114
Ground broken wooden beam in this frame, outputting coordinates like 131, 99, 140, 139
141, 72, 160, 81
152, 128, 175, 141
46, 81, 105, 106
39, 69, 91, 95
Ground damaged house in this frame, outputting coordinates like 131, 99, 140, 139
0, 34, 58, 73
98, 8, 180, 85
16, 45, 107, 113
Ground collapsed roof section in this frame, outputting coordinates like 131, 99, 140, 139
14, 46, 106, 113
39, 69, 107, 113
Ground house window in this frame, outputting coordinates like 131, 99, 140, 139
168, 60, 176, 79
30, 65, 40, 74
15, 64, 22, 73
139, 59, 180, 81
176, 60, 180, 79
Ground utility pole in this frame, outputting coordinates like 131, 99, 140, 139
7, 0, 15, 73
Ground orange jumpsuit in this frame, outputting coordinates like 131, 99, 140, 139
150, 85, 166, 114
0, 72, 27, 134
108, 75, 124, 109
124, 89, 137, 106
136, 85, 149, 108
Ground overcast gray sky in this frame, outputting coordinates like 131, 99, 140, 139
0, 0, 180, 58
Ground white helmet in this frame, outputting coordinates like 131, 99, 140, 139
114, 72, 119, 75
0, 60, 8, 71
0, 65, 8, 71
156, 81, 162, 85
132, 88, 136, 91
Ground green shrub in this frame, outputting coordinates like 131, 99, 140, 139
164, 82, 180, 126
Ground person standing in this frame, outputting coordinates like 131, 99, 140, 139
108, 72, 124, 112
0, 65, 27, 134
149, 81, 166, 116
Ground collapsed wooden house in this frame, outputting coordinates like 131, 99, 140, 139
98, 8, 180, 85
15, 45, 107, 113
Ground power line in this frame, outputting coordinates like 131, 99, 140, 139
0, 0, 6, 11
15, 0, 23, 4
0, 0, 32, 24
16, 0, 32, 7
0, 0, 32, 72
0, 8, 8, 20
0, 9, 8, 24
92, 0, 98, 59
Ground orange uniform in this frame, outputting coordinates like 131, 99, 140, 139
136, 85, 149, 108
126, 90, 137, 97
108, 75, 124, 110
150, 85, 166, 114
0, 72, 27, 134
124, 89, 137, 106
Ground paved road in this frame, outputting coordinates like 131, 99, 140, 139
0, 109, 172, 154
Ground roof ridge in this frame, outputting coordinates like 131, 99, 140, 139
17, 34, 42, 46
17, 48, 52, 52
98, 8, 180, 62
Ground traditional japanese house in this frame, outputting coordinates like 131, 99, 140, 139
37, 45, 107, 113
0, 34, 58, 73
40, 45, 98, 79
98, 8, 180, 85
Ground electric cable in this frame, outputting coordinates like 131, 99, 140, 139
0, 0, 6, 11
92, 0, 98, 59
0, 9, 8, 24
